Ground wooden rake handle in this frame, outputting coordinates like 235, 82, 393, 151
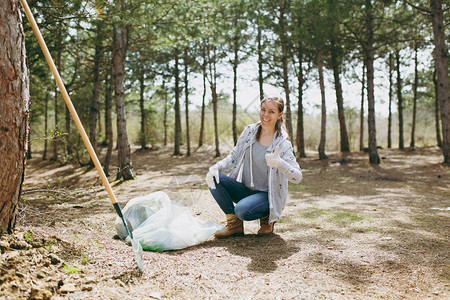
20, 0, 118, 205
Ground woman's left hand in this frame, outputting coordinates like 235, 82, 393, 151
265, 146, 283, 167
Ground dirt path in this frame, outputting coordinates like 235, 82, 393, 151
2, 146, 449, 299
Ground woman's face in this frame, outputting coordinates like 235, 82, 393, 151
260, 101, 283, 130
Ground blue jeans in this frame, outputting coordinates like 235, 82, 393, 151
209, 173, 269, 221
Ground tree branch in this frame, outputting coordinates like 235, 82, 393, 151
404, 0, 430, 14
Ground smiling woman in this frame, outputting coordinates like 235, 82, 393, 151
206, 96, 302, 238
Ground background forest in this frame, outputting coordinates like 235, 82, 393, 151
1, 1, 449, 298
25, 0, 449, 180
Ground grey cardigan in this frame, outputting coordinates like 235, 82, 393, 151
215, 122, 302, 223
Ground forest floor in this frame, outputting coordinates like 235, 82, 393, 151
1, 145, 449, 299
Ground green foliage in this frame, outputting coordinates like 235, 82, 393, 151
45, 241, 55, 251
23, 230, 33, 243
24, 0, 441, 160
63, 264, 80, 274
300, 206, 371, 223
300, 206, 326, 220
80, 253, 90, 265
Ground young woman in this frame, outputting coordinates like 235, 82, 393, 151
206, 96, 302, 238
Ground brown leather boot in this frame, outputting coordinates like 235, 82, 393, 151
257, 215, 275, 235
215, 214, 244, 239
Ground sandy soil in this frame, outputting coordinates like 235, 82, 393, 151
1, 145, 449, 299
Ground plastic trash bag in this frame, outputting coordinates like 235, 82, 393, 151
115, 191, 224, 252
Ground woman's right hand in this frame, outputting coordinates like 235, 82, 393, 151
206, 165, 219, 189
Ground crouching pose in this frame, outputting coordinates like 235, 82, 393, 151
206, 96, 302, 238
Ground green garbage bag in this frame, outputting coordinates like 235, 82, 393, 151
115, 191, 224, 252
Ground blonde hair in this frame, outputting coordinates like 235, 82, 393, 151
257, 96, 287, 140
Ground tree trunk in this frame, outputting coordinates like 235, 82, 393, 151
27, 126, 32, 159
318, 49, 328, 160
103, 70, 113, 177
279, 1, 294, 142
198, 59, 206, 147
64, 55, 78, 157
184, 48, 191, 156
257, 22, 264, 100
52, 27, 62, 161
113, 20, 135, 180
360, 63, 366, 151
0, 0, 30, 233
430, 0, 450, 164
296, 49, 306, 158
209, 45, 220, 158
388, 53, 393, 149
43, 92, 49, 160
97, 102, 102, 143
64, 59, 78, 157
173, 52, 182, 156
232, 22, 239, 146
65, 107, 71, 156
396, 50, 404, 150
139, 72, 147, 149
53, 85, 58, 159
212, 84, 220, 158
330, 40, 350, 153
433, 67, 442, 148
410, 47, 418, 149
162, 80, 168, 147
365, 0, 380, 164
89, 24, 102, 167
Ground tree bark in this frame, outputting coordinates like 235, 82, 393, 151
388, 53, 393, 149
365, 0, 380, 164
27, 126, 32, 159
184, 48, 191, 156
257, 21, 264, 100
113, 19, 135, 180
52, 84, 58, 159
0, 0, 30, 233
327, 0, 350, 153
396, 50, 404, 150
139, 72, 147, 149
162, 80, 168, 147
433, 67, 442, 148
208, 45, 220, 158
232, 19, 239, 146
410, 47, 418, 148
103, 69, 113, 177
64, 36, 79, 158
43, 92, 49, 160
330, 39, 350, 153
89, 24, 102, 167
318, 49, 328, 160
430, 0, 450, 163
173, 52, 182, 155
296, 49, 306, 158
360, 63, 366, 151
52, 26, 62, 161
198, 56, 206, 148
279, 0, 294, 142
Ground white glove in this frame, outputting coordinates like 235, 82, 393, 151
206, 164, 220, 189
265, 146, 283, 168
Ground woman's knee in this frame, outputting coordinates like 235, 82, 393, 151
234, 205, 250, 221
217, 173, 229, 184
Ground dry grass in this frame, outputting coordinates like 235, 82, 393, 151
7, 145, 449, 299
